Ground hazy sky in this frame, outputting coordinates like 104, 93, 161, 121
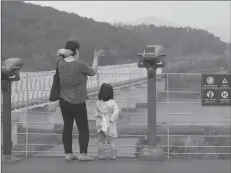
27, 1, 230, 42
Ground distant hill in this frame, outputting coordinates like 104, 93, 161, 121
198, 25, 230, 43
127, 16, 180, 27
121, 24, 229, 58
127, 16, 230, 43
1, 1, 230, 72
1, 1, 146, 71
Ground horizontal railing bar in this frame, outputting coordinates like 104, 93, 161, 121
20, 72, 147, 75
10, 150, 141, 154
11, 90, 201, 94
122, 112, 230, 116
11, 150, 231, 155
169, 145, 231, 148
115, 90, 201, 94
18, 72, 203, 75
10, 112, 230, 116
163, 73, 202, 75
129, 102, 202, 104
12, 132, 231, 138
137, 102, 201, 104
11, 144, 165, 148
8, 121, 231, 127
10, 100, 135, 104
124, 124, 231, 126
10, 101, 203, 104
169, 153, 231, 155
10, 100, 204, 104
168, 135, 231, 137
11, 151, 146, 155
8, 122, 231, 127
13, 143, 231, 148
12, 133, 147, 137
9, 122, 80, 124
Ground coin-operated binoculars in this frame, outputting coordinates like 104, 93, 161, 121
1, 58, 23, 162
137, 45, 166, 162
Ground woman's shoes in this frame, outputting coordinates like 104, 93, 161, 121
65, 153, 94, 161
78, 153, 94, 161
65, 151, 116, 161
65, 153, 78, 161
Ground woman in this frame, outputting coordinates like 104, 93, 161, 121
57, 40, 105, 161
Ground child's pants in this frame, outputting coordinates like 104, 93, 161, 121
98, 131, 116, 151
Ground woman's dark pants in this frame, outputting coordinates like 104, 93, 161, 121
59, 99, 89, 154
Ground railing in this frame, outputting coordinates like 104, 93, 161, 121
5, 73, 230, 159
10, 63, 151, 110
9, 122, 231, 159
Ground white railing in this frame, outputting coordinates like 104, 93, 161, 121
10, 123, 231, 159
125, 123, 231, 159
11, 63, 151, 110
8, 73, 230, 158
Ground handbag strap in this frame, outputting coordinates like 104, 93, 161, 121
56, 57, 62, 76
56, 58, 63, 86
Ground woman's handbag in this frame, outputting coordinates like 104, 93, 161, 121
49, 60, 61, 101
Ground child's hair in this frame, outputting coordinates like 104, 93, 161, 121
98, 83, 114, 101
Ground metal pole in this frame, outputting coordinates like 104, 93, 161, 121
25, 73, 29, 157
2, 79, 12, 155
167, 124, 170, 160
147, 68, 157, 147
166, 74, 169, 108
97, 72, 100, 91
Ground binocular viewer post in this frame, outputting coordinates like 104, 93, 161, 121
137, 45, 166, 162
137, 45, 166, 69
1, 58, 23, 162
2, 57, 23, 81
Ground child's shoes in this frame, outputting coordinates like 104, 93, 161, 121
109, 149, 117, 160
98, 147, 107, 160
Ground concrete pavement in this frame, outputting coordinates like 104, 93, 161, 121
2, 157, 230, 173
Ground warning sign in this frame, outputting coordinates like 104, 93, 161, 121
207, 76, 214, 85
201, 74, 231, 106
220, 76, 230, 88
207, 91, 214, 98
222, 78, 228, 84
221, 91, 229, 98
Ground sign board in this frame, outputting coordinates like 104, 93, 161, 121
201, 74, 231, 106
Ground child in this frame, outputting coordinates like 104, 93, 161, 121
93, 83, 120, 160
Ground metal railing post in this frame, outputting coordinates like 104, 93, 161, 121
25, 72, 29, 157
166, 74, 169, 108
167, 124, 170, 160
97, 72, 100, 91
129, 66, 131, 81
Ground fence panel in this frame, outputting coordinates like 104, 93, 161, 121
7, 72, 231, 158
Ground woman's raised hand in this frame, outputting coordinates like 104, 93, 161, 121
94, 49, 105, 58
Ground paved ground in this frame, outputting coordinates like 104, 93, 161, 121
2, 157, 230, 173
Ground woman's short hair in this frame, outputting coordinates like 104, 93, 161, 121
98, 83, 114, 101
65, 40, 80, 56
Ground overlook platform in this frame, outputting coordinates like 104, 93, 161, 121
2, 68, 230, 173
2, 157, 230, 173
